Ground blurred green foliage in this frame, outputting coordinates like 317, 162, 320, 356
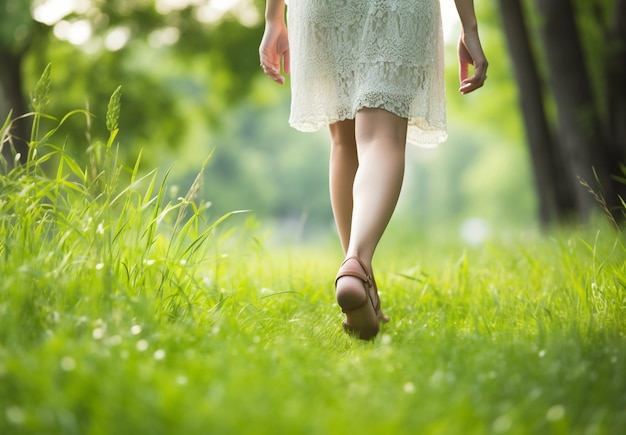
2, 0, 539, 237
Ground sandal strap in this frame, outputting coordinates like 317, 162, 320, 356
335, 256, 373, 288
335, 256, 376, 313
371, 274, 381, 313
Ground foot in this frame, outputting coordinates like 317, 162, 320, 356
335, 257, 383, 340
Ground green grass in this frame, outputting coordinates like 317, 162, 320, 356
1, 78, 625, 434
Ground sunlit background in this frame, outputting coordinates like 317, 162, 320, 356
33, 0, 261, 46
2, 0, 542, 246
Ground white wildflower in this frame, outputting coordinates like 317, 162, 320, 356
60, 356, 76, 371
136, 339, 149, 351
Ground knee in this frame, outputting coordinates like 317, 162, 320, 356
329, 120, 357, 151
331, 138, 357, 153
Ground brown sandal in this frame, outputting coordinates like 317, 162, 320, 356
335, 256, 385, 340
370, 273, 390, 324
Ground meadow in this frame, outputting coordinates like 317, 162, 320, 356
1, 78, 625, 434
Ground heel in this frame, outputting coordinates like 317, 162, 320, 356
335, 256, 379, 340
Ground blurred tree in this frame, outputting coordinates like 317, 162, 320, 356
497, 0, 626, 224
0, 0, 39, 164
0, 0, 265, 169
497, 0, 576, 226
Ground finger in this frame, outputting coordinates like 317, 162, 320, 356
283, 49, 290, 75
459, 79, 482, 94
457, 36, 472, 82
260, 49, 284, 85
263, 65, 284, 85
262, 62, 284, 85
459, 74, 486, 94
459, 59, 469, 83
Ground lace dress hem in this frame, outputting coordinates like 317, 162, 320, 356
286, 0, 447, 148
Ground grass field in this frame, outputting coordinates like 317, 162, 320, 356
1, 80, 625, 434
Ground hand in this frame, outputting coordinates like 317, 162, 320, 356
259, 22, 290, 85
458, 30, 488, 94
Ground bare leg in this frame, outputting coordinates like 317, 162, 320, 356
334, 108, 407, 338
329, 119, 357, 253
348, 108, 407, 266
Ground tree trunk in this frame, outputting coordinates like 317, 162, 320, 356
605, 0, 626, 186
535, 0, 618, 222
0, 47, 29, 168
497, 0, 577, 226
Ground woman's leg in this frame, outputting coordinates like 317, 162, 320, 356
328, 119, 358, 254
347, 108, 407, 266
335, 108, 407, 336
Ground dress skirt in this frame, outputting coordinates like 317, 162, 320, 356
286, 0, 447, 147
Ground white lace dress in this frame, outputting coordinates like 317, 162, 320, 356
286, 0, 447, 147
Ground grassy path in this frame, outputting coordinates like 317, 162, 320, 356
1, 84, 624, 433
1, 219, 624, 434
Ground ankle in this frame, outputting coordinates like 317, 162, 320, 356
344, 252, 372, 268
